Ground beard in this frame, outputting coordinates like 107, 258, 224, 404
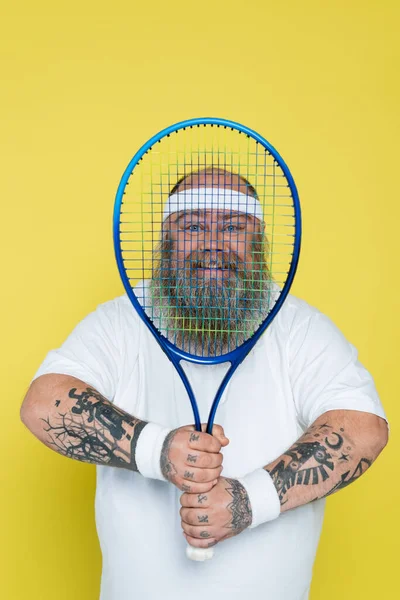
149, 237, 271, 356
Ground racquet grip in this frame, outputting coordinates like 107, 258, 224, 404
186, 544, 214, 561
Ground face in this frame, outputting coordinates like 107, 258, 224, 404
165, 209, 263, 282
150, 172, 270, 356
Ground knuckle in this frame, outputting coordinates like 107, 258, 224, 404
201, 481, 214, 493
193, 482, 208, 494
181, 523, 190, 534
210, 439, 221, 452
185, 524, 194, 536
188, 511, 196, 525
201, 453, 212, 468
199, 538, 215, 548
178, 478, 190, 492
197, 470, 208, 483
188, 431, 201, 445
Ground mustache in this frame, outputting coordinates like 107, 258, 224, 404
184, 250, 244, 273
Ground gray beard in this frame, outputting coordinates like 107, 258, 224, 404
149, 253, 271, 357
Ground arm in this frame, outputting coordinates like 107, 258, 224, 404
264, 409, 388, 510
21, 373, 227, 492
180, 409, 388, 548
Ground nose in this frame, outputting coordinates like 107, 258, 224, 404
200, 229, 225, 253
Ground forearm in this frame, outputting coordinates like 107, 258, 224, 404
180, 410, 388, 548
265, 409, 388, 512
21, 374, 148, 471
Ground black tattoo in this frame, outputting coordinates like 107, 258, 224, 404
224, 478, 252, 532
198, 515, 209, 523
266, 422, 373, 506
324, 432, 344, 450
42, 387, 146, 471
189, 433, 200, 442
70, 388, 133, 440
339, 453, 350, 462
181, 484, 191, 492
55, 400, 61, 407
207, 541, 217, 548
197, 494, 207, 504
187, 454, 197, 463
160, 430, 178, 481
267, 439, 335, 504
323, 458, 372, 497
184, 471, 194, 479
200, 531, 210, 538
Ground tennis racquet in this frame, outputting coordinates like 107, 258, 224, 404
113, 117, 301, 561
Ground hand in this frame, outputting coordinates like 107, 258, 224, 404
180, 477, 252, 548
160, 424, 229, 493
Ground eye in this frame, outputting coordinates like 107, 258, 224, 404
187, 224, 200, 232
224, 224, 238, 232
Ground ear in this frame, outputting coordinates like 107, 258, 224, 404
252, 218, 265, 234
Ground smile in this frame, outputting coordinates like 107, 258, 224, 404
192, 267, 234, 278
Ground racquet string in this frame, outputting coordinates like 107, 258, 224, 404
119, 124, 296, 358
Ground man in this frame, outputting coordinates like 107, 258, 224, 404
21, 167, 388, 600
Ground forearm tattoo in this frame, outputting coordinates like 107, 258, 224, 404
265, 421, 373, 509
42, 387, 147, 471
224, 478, 253, 532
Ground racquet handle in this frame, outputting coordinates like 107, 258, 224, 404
186, 544, 214, 561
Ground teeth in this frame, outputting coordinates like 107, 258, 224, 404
192, 264, 233, 270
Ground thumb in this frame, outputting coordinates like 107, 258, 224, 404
210, 424, 230, 446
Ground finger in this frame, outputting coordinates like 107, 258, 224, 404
182, 466, 222, 484
180, 491, 211, 508
184, 533, 217, 549
181, 521, 214, 541
210, 424, 230, 447
180, 507, 212, 526
188, 431, 221, 453
177, 479, 218, 494
181, 425, 196, 431
185, 451, 223, 469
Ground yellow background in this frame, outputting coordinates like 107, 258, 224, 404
1, 1, 398, 598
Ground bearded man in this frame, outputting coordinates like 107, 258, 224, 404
21, 168, 388, 600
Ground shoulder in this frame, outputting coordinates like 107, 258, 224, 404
274, 293, 346, 350
77, 294, 140, 338
95, 294, 137, 319
276, 293, 322, 336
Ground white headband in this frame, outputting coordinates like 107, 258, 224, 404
162, 187, 263, 222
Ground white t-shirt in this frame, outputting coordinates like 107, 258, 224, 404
34, 292, 387, 600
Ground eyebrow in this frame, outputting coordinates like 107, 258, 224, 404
174, 211, 251, 224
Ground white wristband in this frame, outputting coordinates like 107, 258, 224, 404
135, 423, 171, 481
238, 468, 281, 529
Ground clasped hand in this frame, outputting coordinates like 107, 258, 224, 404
160, 424, 252, 548
180, 477, 252, 548
160, 424, 228, 493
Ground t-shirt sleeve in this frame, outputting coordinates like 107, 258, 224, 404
32, 302, 121, 401
288, 311, 388, 430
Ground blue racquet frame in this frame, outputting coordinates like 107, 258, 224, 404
113, 117, 301, 433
